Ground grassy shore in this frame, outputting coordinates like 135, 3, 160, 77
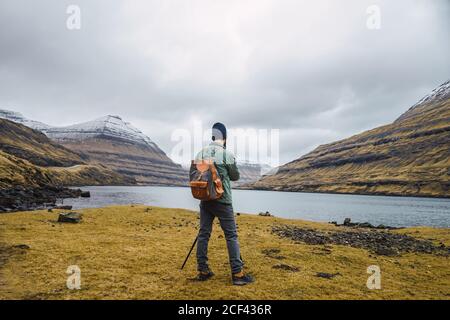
0, 205, 449, 300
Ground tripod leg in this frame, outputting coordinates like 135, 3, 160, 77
181, 236, 198, 270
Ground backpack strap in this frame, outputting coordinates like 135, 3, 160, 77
211, 146, 226, 180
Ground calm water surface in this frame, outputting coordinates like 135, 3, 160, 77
64, 186, 450, 228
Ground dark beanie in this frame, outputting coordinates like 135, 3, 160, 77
212, 122, 227, 141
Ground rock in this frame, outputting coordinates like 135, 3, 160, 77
13, 244, 31, 250
358, 222, 374, 228
262, 248, 280, 254
57, 212, 82, 223
313, 247, 332, 255
374, 246, 398, 256
272, 264, 300, 272
55, 205, 73, 210
343, 218, 352, 226
80, 191, 91, 198
272, 224, 450, 257
0, 187, 86, 213
258, 211, 272, 217
262, 248, 286, 260
330, 218, 399, 230
316, 272, 341, 279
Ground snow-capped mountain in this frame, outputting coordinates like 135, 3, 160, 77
0, 110, 165, 153
396, 79, 450, 122
0, 109, 188, 186
0, 110, 161, 150
46, 115, 187, 186
0, 109, 52, 131
252, 80, 450, 197
412, 80, 450, 108
237, 161, 273, 175
45, 115, 160, 150
234, 161, 274, 186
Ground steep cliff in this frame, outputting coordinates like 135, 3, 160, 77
45, 115, 188, 186
0, 119, 134, 189
0, 112, 188, 186
252, 80, 450, 198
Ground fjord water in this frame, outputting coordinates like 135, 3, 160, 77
65, 186, 450, 228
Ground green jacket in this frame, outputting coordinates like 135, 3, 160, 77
195, 142, 240, 205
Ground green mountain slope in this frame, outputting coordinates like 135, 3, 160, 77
252, 81, 450, 198
0, 119, 134, 189
0, 119, 86, 167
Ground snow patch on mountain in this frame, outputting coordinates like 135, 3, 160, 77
237, 160, 274, 175
412, 80, 450, 108
0, 109, 52, 131
45, 115, 160, 149
396, 80, 450, 122
0, 109, 160, 149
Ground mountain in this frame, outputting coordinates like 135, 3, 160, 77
0, 118, 86, 167
0, 109, 51, 131
252, 80, 450, 198
0, 111, 188, 186
0, 145, 134, 212
235, 162, 273, 186
45, 115, 159, 148
45, 115, 188, 186
0, 118, 134, 189
0, 150, 132, 190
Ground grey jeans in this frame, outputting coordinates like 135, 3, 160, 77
197, 201, 243, 274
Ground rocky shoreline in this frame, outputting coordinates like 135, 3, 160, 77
329, 218, 401, 230
0, 186, 90, 213
272, 224, 450, 256
246, 185, 450, 199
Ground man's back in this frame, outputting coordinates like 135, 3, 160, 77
195, 141, 240, 205
193, 123, 254, 286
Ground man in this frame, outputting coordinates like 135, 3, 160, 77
195, 122, 254, 286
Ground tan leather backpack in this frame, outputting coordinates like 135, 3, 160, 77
189, 159, 224, 201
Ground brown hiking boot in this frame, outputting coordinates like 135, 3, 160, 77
232, 270, 254, 286
195, 270, 215, 281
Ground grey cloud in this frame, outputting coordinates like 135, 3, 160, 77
0, 0, 448, 165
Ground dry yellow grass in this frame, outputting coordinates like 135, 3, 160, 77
0, 205, 449, 300
0, 150, 130, 189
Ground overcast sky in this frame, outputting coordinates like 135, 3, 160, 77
0, 0, 449, 165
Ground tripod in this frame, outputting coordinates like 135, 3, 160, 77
181, 235, 198, 270
180, 232, 244, 270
